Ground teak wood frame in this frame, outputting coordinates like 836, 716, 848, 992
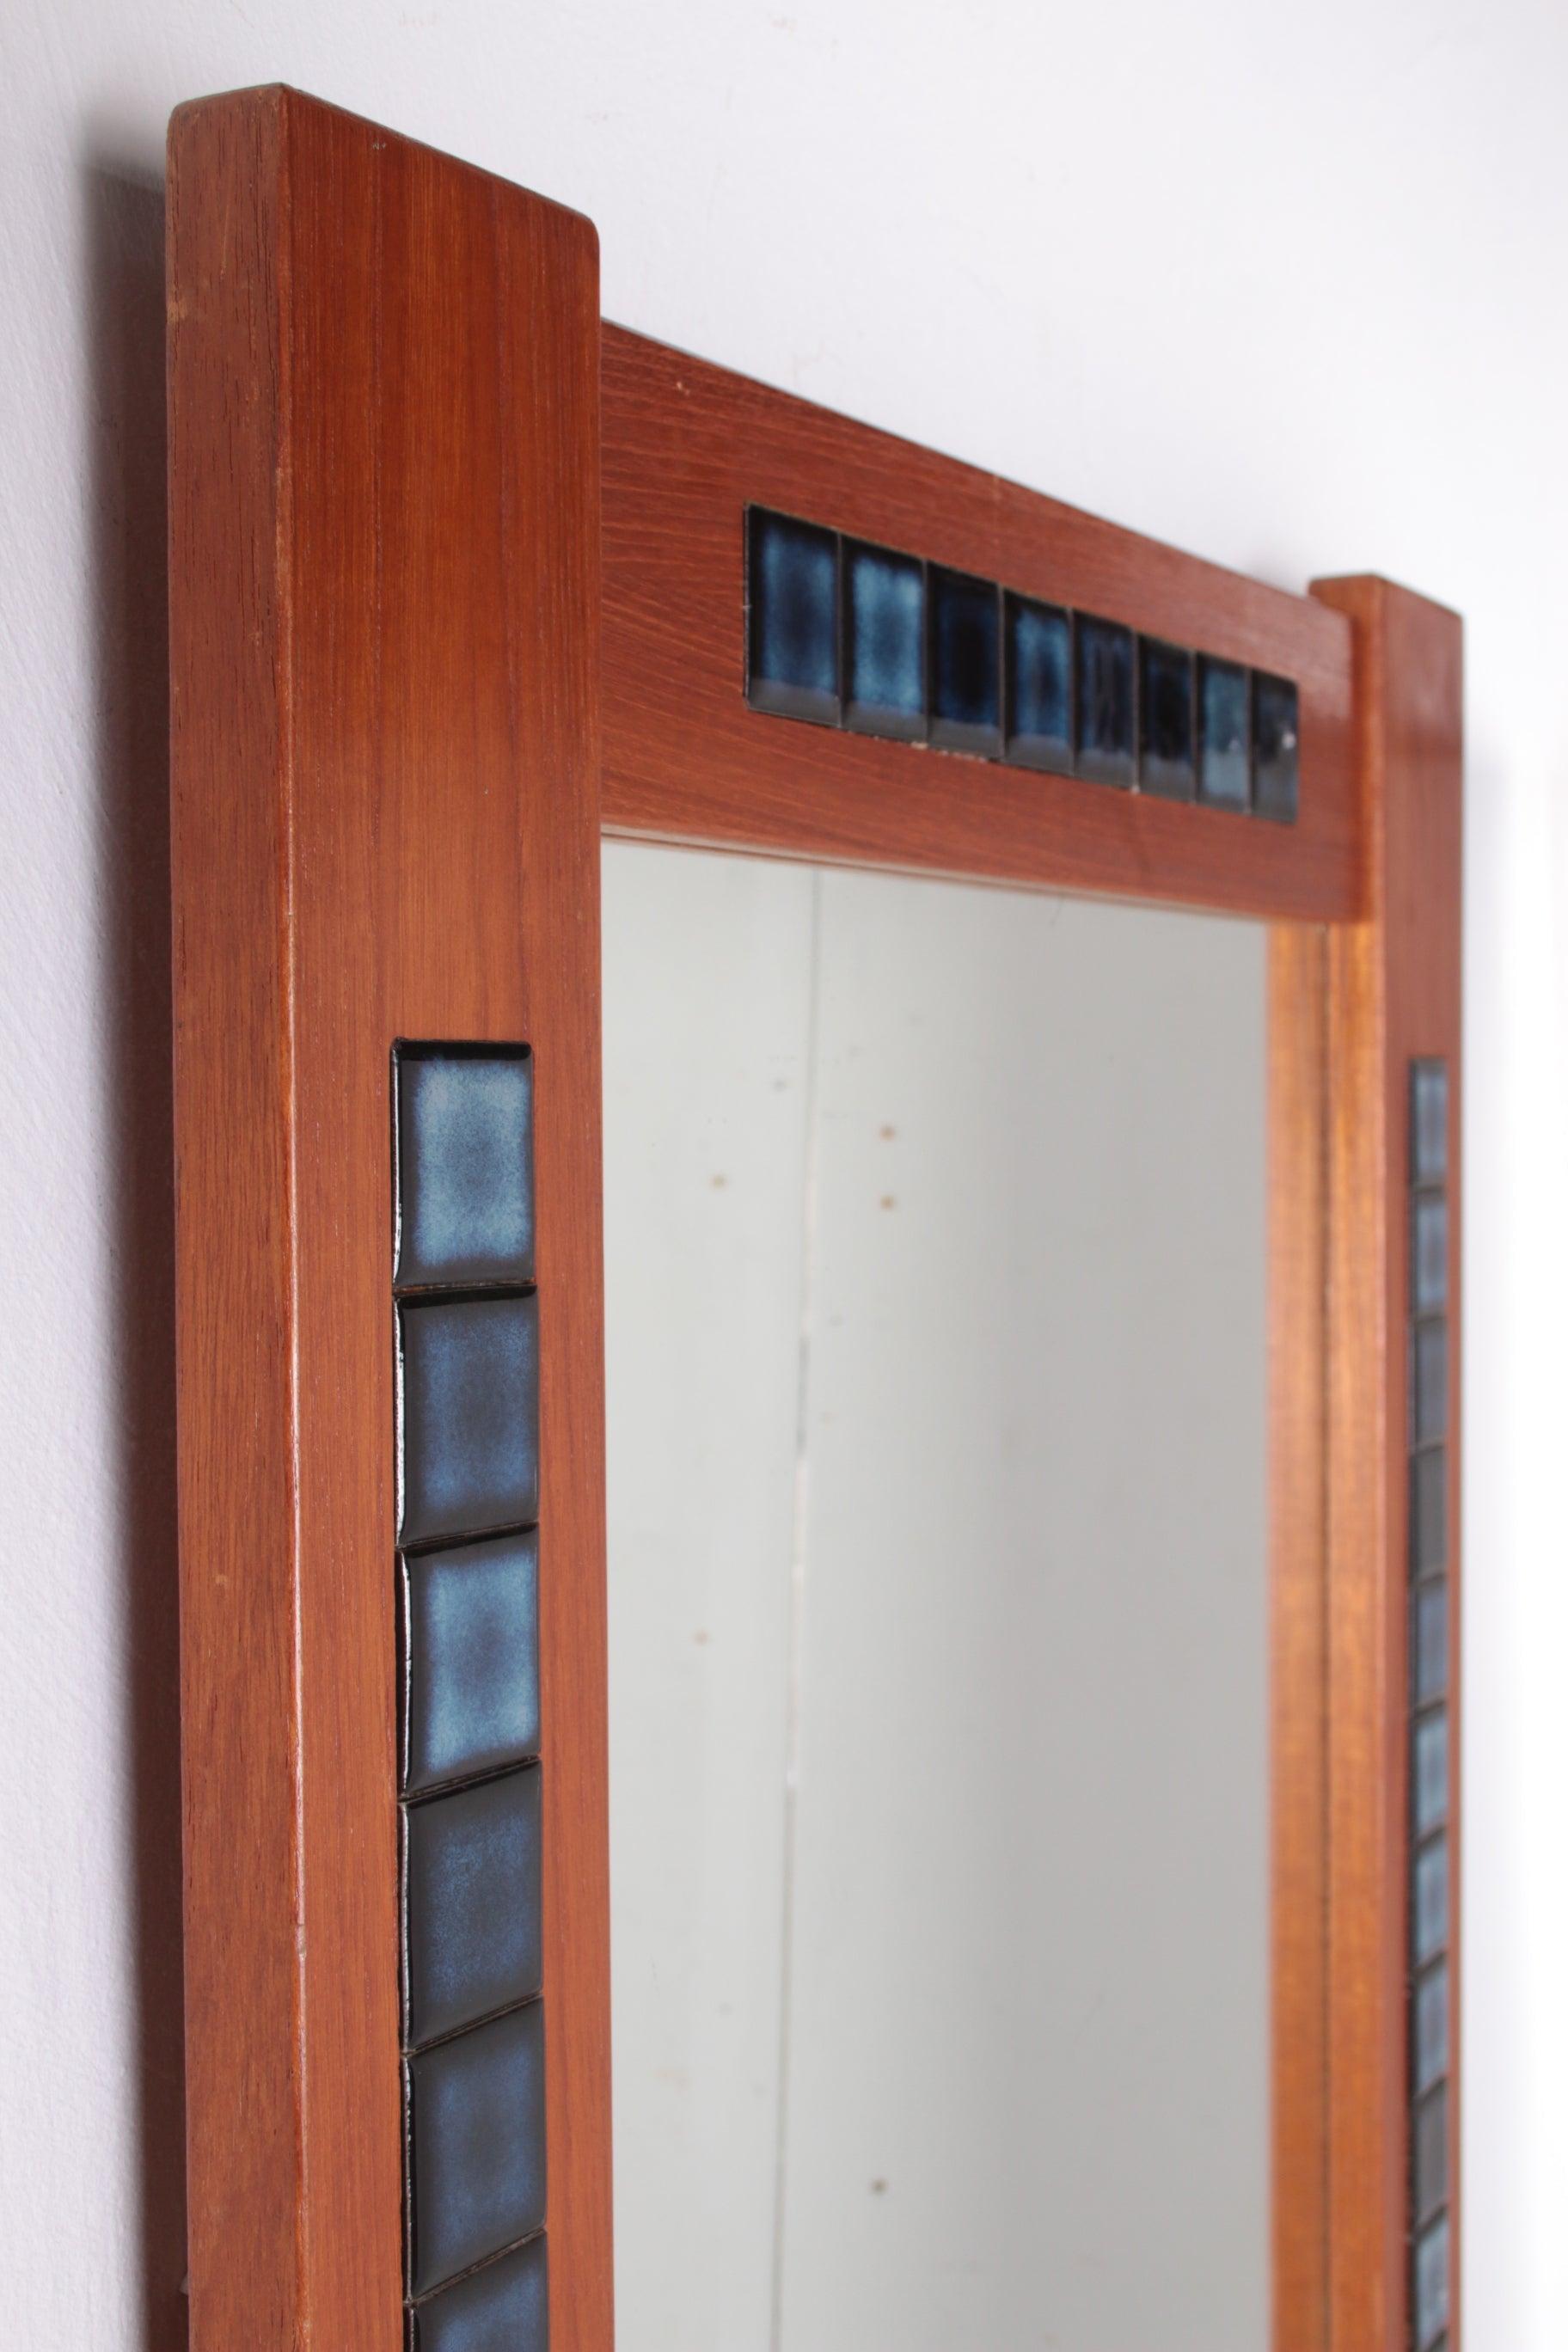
167, 87, 1462, 2352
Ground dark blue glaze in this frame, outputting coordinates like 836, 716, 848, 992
1412, 1578, 1449, 1707
843, 542, 926, 739
409, 2233, 548, 2352
403, 1765, 542, 2049
1412, 1708, 1448, 1841
1253, 671, 1300, 823
401, 1530, 541, 1797
396, 1048, 535, 1289
1412, 2084, 1447, 2230
406, 1999, 547, 2297
747, 509, 839, 724
1004, 595, 1072, 775
1410, 1448, 1447, 1577
928, 568, 1001, 756
1412, 1837, 1449, 1968
1412, 2214, 1449, 2349
1138, 638, 1196, 800
1197, 657, 1251, 811
1414, 1962, 1449, 2097
1412, 1193, 1449, 1316
399, 1294, 540, 1546
1074, 616, 1136, 787
1410, 1060, 1449, 1187
1412, 1320, 1448, 1447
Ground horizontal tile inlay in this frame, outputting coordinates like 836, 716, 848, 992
744, 504, 1301, 820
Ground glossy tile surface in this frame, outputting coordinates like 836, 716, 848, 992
406, 2000, 547, 2297
396, 1049, 535, 1289
1003, 595, 1072, 774
1412, 2084, 1448, 2230
1138, 638, 1196, 800
747, 509, 839, 724
928, 568, 1001, 756
409, 2233, 548, 2352
1074, 616, 1136, 787
1412, 1319, 1449, 1447
1413, 2214, 1450, 2349
1411, 1060, 1449, 1187
399, 1294, 540, 1546
1414, 1961, 1449, 2096
403, 1765, 543, 2049
1197, 657, 1251, 811
1412, 1579, 1449, 1708
1252, 671, 1300, 823
401, 1530, 541, 1797
1412, 1193, 1449, 1316
1412, 1836, 1449, 1968
1411, 1447, 1448, 1577
1412, 1707, 1449, 1841
843, 542, 925, 739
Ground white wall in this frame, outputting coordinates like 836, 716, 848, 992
603, 847, 1269, 2350
3, 2, 1565, 2343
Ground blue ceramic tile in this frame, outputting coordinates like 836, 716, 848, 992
403, 1765, 542, 2049
1412, 1835, 1449, 1968
1414, 1961, 1449, 2098
406, 1999, 547, 2297
1412, 1578, 1449, 1709
1411, 1060, 1449, 1189
1411, 1448, 1448, 1579
843, 542, 925, 739
1412, 1193, 1449, 1317
928, 567, 1001, 756
401, 1530, 541, 1798
1138, 638, 1196, 801
1412, 1320, 1448, 1448
409, 2233, 548, 2352
1004, 595, 1072, 775
1412, 1707, 1449, 1841
1197, 657, 1251, 811
747, 509, 840, 724
399, 1294, 540, 1547
1412, 2214, 1449, 2350
1412, 2083, 1448, 2231
1074, 616, 1136, 788
396, 1049, 535, 1290
1253, 671, 1300, 823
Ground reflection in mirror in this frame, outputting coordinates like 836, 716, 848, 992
603, 842, 1267, 2352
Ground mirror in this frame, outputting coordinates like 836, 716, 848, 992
602, 839, 1267, 2352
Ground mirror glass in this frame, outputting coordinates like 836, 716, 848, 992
602, 840, 1268, 2352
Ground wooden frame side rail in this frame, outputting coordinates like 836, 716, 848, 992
168, 83, 1462, 2352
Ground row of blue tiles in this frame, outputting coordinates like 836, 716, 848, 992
395, 1046, 549, 2344
746, 505, 1301, 818
1407, 1058, 1450, 2352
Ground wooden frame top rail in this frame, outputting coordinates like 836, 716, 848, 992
601, 324, 1359, 921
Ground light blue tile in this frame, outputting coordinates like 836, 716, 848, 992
1412, 1836, 1449, 1969
403, 1765, 542, 2049
1414, 1960, 1449, 2096
396, 1050, 534, 1289
1412, 2213, 1449, 2349
1197, 657, 1250, 810
401, 1530, 540, 1796
399, 1294, 540, 1546
748, 509, 839, 723
1412, 1708, 1448, 1841
1410, 1059, 1449, 1188
844, 541, 925, 738
1075, 616, 1136, 788
406, 2000, 547, 2297
1004, 596, 1072, 774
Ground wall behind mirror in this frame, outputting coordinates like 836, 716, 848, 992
602, 839, 1268, 2352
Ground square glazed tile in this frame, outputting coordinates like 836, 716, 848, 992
398, 1294, 540, 1546
406, 2000, 547, 2298
843, 541, 926, 739
1075, 616, 1136, 787
395, 1047, 535, 1290
403, 1764, 543, 2049
407, 2233, 548, 2352
928, 567, 1001, 756
747, 508, 840, 724
1197, 656, 1251, 811
401, 1529, 541, 1797
1138, 638, 1196, 801
1003, 594, 1073, 775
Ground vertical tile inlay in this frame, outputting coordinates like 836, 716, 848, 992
1406, 1057, 1451, 2348
395, 1043, 548, 2338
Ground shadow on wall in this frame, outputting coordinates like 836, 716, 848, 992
84, 158, 188, 2350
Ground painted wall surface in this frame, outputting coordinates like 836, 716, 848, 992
3, 1, 1565, 2343
603, 845, 1268, 2349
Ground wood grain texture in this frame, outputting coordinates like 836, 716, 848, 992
1269, 921, 1331, 2352
1312, 576, 1463, 2352
168, 85, 610, 2352
601, 326, 1359, 921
